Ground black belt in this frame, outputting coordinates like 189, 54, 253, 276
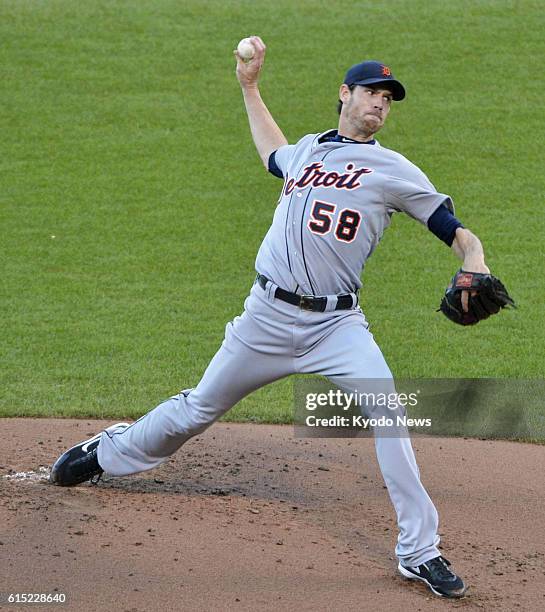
256, 274, 357, 312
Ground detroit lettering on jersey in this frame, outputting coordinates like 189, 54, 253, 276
284, 162, 372, 195
257, 129, 454, 296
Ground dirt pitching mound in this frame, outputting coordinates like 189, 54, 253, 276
1, 419, 544, 611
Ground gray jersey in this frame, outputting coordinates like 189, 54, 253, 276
256, 130, 453, 295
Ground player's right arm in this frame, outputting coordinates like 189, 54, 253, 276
234, 36, 288, 168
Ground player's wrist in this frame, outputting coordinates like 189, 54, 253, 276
461, 258, 489, 274
240, 82, 261, 94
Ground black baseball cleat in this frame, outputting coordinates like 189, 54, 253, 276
398, 555, 467, 598
50, 423, 130, 487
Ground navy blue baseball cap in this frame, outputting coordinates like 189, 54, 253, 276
343, 61, 406, 101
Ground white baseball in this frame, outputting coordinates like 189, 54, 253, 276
237, 38, 255, 61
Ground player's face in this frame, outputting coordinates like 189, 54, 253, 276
339, 84, 393, 138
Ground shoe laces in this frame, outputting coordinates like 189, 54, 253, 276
90, 472, 103, 485
427, 556, 455, 581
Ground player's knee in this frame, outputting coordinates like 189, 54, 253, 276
181, 406, 216, 434
182, 394, 232, 434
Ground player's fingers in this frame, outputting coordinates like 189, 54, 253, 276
252, 35, 266, 50
462, 289, 478, 313
249, 35, 262, 47
250, 36, 266, 57
461, 290, 469, 313
234, 49, 254, 71
233, 50, 245, 69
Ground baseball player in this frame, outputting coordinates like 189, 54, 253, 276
50, 36, 514, 598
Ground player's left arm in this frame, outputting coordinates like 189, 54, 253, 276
426, 205, 491, 311
450, 227, 490, 312
451, 227, 489, 274
384, 169, 514, 319
428, 205, 515, 321
426, 204, 489, 272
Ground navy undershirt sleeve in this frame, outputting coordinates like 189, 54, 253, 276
427, 203, 464, 246
268, 151, 283, 179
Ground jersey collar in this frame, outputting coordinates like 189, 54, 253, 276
318, 129, 377, 146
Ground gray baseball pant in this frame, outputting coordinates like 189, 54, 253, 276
98, 280, 440, 566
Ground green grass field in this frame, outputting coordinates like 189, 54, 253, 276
1, 0, 543, 422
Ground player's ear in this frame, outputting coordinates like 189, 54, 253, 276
339, 84, 352, 104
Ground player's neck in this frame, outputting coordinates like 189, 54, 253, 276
337, 121, 376, 143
